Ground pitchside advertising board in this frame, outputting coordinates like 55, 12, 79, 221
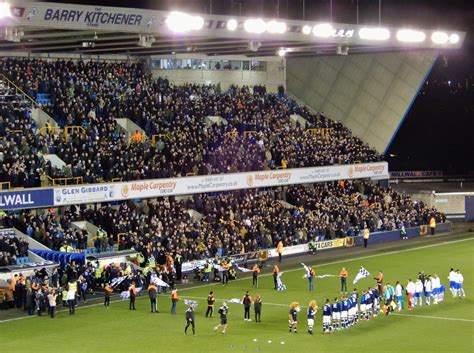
52, 162, 389, 207
0, 162, 388, 210
0, 189, 54, 211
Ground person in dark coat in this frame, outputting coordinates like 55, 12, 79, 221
184, 304, 196, 336
254, 294, 262, 322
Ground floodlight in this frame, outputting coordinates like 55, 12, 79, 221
226, 19, 238, 31
277, 48, 287, 57
0, 2, 11, 19
359, 27, 390, 41
431, 31, 448, 44
244, 18, 267, 34
396, 29, 426, 43
267, 20, 287, 34
302, 25, 312, 35
313, 23, 333, 38
165, 11, 204, 33
449, 33, 459, 44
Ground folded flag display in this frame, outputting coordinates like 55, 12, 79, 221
150, 274, 170, 288
120, 287, 142, 300
235, 264, 252, 273
353, 266, 370, 284
110, 276, 127, 288
184, 299, 198, 307
301, 262, 335, 279
228, 298, 242, 304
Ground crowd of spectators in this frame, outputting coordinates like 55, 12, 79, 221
0, 57, 382, 187
0, 232, 29, 266
1, 180, 444, 267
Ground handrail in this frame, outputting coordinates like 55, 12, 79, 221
6, 129, 22, 134
0, 73, 38, 107
186, 172, 196, 177
306, 127, 334, 138
111, 177, 123, 183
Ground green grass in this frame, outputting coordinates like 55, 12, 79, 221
1, 237, 473, 353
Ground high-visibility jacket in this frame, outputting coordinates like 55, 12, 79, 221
340, 269, 348, 278
376, 272, 384, 284
273, 266, 280, 276
363, 228, 370, 240
429, 218, 436, 228
252, 265, 260, 274
277, 241, 283, 254
9, 276, 17, 291
104, 284, 113, 294
171, 290, 179, 301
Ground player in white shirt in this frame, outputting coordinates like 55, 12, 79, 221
448, 268, 457, 297
406, 279, 416, 310
395, 281, 404, 311
456, 270, 466, 298
431, 274, 441, 304
424, 276, 432, 305
414, 279, 423, 306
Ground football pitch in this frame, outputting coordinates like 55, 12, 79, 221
1, 236, 473, 353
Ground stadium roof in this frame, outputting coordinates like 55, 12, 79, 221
0, 1, 466, 58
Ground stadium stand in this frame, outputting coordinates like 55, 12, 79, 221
1, 180, 444, 263
0, 58, 382, 187
0, 232, 29, 266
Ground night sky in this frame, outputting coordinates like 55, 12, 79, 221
44, 0, 474, 172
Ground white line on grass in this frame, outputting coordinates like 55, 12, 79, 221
1, 236, 472, 324
391, 313, 474, 323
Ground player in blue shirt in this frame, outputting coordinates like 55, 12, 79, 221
307, 300, 318, 335
359, 290, 367, 321
351, 289, 359, 324
347, 296, 354, 327
372, 287, 380, 317
288, 302, 299, 333
365, 289, 373, 320
322, 299, 332, 333
331, 297, 340, 331
340, 296, 349, 329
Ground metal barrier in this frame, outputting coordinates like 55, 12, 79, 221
186, 173, 196, 177
111, 177, 123, 182
244, 130, 257, 138
64, 126, 86, 143
0, 73, 38, 107
224, 131, 238, 140
47, 175, 83, 186
306, 127, 334, 139
0, 181, 11, 190
39, 126, 61, 135
151, 134, 171, 145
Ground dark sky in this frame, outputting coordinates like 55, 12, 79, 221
45, 0, 473, 172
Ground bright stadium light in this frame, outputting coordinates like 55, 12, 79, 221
267, 20, 287, 34
244, 18, 267, 34
313, 23, 333, 38
0, 2, 12, 18
396, 29, 426, 43
359, 27, 390, 41
302, 25, 312, 35
449, 33, 460, 44
277, 48, 287, 57
226, 19, 238, 31
431, 31, 448, 44
165, 11, 204, 33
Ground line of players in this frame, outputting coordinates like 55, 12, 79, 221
287, 287, 382, 335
